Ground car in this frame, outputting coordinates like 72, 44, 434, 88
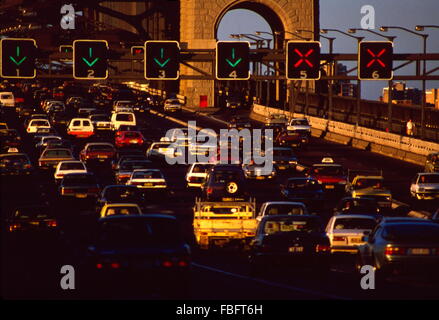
346, 175, 392, 209
356, 221, 439, 283
164, 98, 182, 113
132, 102, 149, 114
188, 132, 217, 157
271, 147, 298, 171
67, 118, 94, 138
26, 119, 52, 134
111, 112, 136, 131
0, 92, 15, 108
112, 153, 149, 170
54, 160, 87, 182
115, 160, 155, 184
96, 185, 145, 213
0, 129, 21, 152
77, 107, 98, 117
228, 116, 252, 130
127, 169, 167, 189
79, 143, 116, 164
7, 205, 57, 233
82, 215, 191, 296
275, 128, 309, 149
325, 214, 378, 254
45, 101, 65, 114
265, 113, 288, 125
50, 111, 70, 127
146, 141, 179, 160
99, 203, 142, 218
307, 159, 347, 193
165, 128, 192, 147
38, 147, 75, 170
89, 114, 112, 131
286, 117, 311, 134
424, 152, 439, 173
0, 152, 33, 175
66, 96, 85, 109
263, 123, 287, 140
242, 161, 276, 180
35, 135, 63, 151
115, 130, 146, 148
202, 164, 248, 201
0, 122, 8, 130
280, 177, 324, 212
333, 197, 381, 216
17, 105, 37, 119
113, 100, 135, 111
186, 162, 213, 188
257, 201, 309, 221
225, 96, 242, 109
409, 172, 439, 200
248, 215, 331, 275
59, 172, 100, 199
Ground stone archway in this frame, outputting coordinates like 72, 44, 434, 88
179, 0, 319, 107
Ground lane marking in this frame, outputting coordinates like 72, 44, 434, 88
192, 262, 350, 300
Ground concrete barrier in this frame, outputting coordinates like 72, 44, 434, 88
324, 132, 352, 145
311, 128, 324, 138
351, 138, 370, 150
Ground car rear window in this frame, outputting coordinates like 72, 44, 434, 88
192, 164, 212, 173
124, 131, 141, 138
153, 143, 171, 150
419, 175, 439, 183
264, 218, 321, 234
15, 208, 53, 219
60, 162, 85, 170
88, 145, 114, 152
333, 218, 376, 230
1, 155, 29, 163
287, 179, 321, 191
382, 224, 439, 242
133, 171, 163, 179
62, 174, 97, 185
116, 114, 134, 122
31, 120, 50, 126
43, 150, 72, 158
104, 187, 140, 202
104, 206, 139, 216
120, 161, 153, 171
312, 165, 343, 176
214, 170, 240, 183
1, 94, 13, 99
265, 204, 305, 215
290, 120, 309, 126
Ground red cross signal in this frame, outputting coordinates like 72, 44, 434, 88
358, 41, 393, 80
294, 48, 314, 67
366, 48, 386, 67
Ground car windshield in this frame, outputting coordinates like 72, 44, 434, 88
264, 218, 321, 234
123, 131, 141, 138
265, 204, 306, 215
31, 120, 49, 126
419, 175, 439, 183
333, 218, 376, 230
354, 178, 384, 189
290, 119, 308, 126
312, 165, 344, 176
274, 149, 293, 157
340, 199, 377, 210
1, 94, 13, 99
214, 170, 240, 183
15, 207, 53, 219
43, 150, 71, 158
382, 224, 439, 242
97, 218, 181, 246
104, 187, 140, 201
192, 164, 212, 173
60, 162, 85, 170
120, 161, 152, 171
287, 179, 321, 191
116, 114, 134, 121
133, 171, 163, 179
88, 145, 114, 152
104, 207, 139, 216
62, 174, 97, 185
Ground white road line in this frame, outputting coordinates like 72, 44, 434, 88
192, 262, 351, 300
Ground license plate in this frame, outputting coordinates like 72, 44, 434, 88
144, 182, 153, 187
350, 238, 362, 243
256, 176, 265, 180
411, 248, 430, 255
325, 185, 335, 189
278, 166, 286, 170
98, 155, 107, 159
289, 246, 304, 253
76, 194, 87, 198
130, 140, 138, 143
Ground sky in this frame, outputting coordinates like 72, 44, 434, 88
216, 0, 439, 100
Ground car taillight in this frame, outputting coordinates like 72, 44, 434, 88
162, 260, 173, 268
9, 223, 21, 231
62, 188, 74, 194
246, 232, 255, 237
177, 260, 189, 267
96, 263, 103, 269
24, 164, 31, 169
110, 262, 120, 269
385, 246, 406, 256
207, 187, 213, 194
333, 236, 346, 242
316, 244, 331, 253
47, 220, 57, 227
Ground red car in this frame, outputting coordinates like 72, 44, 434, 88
275, 129, 309, 148
79, 142, 116, 164
307, 158, 347, 193
115, 130, 145, 148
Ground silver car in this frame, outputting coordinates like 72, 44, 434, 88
410, 172, 439, 200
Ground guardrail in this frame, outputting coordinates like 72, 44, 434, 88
123, 82, 186, 105
252, 103, 439, 165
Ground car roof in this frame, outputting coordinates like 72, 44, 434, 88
263, 201, 306, 206
333, 214, 378, 220
261, 214, 319, 221
85, 142, 114, 147
102, 203, 140, 208
99, 214, 176, 222
132, 168, 161, 173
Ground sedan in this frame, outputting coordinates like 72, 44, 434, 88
410, 172, 439, 200
59, 172, 100, 199
280, 177, 324, 212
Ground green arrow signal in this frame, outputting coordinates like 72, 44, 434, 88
154, 48, 170, 67
82, 47, 100, 67
9, 46, 27, 66
225, 48, 242, 67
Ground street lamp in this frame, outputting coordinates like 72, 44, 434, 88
348, 28, 396, 41
416, 25, 439, 31
321, 29, 364, 124
381, 26, 428, 139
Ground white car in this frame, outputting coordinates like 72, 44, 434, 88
67, 118, 94, 138
111, 112, 136, 131
257, 201, 309, 221
54, 160, 87, 182
99, 203, 142, 218
127, 169, 167, 189
146, 142, 178, 160
35, 135, 63, 149
325, 215, 377, 254
186, 163, 213, 188
0, 92, 15, 107
287, 117, 311, 133
265, 113, 288, 125
164, 99, 182, 112
89, 114, 112, 131
113, 100, 135, 109
410, 172, 439, 200
26, 119, 52, 133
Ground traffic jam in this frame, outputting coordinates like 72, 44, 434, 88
1, 81, 439, 299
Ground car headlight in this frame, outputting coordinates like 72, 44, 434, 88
386, 196, 391, 201
289, 160, 297, 164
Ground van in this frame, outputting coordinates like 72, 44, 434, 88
0, 92, 15, 108
111, 112, 136, 131
67, 118, 94, 138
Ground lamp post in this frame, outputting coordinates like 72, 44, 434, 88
321, 29, 364, 123
348, 28, 396, 132
381, 26, 428, 139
